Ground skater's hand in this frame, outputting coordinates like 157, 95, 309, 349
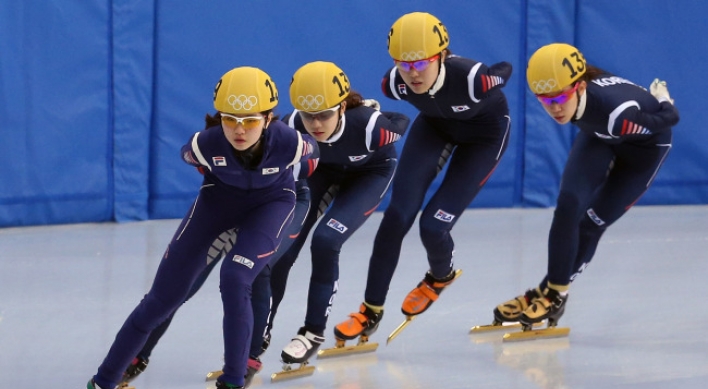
650, 78, 674, 105
363, 99, 381, 110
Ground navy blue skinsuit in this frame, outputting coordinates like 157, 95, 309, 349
132, 177, 311, 364
268, 104, 410, 335
364, 54, 513, 306
92, 120, 318, 389
539, 74, 679, 288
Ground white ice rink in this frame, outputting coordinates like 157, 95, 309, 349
1, 205, 707, 389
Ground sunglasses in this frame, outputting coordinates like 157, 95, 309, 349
536, 83, 579, 106
300, 104, 340, 122
394, 54, 440, 73
220, 113, 264, 130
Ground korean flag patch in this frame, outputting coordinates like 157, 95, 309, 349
262, 167, 280, 175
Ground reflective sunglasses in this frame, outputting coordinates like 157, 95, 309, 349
394, 54, 440, 72
300, 104, 340, 122
220, 113, 264, 130
536, 83, 579, 106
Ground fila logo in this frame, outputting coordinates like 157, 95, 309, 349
586, 208, 605, 226
212, 156, 227, 166
397, 84, 407, 95
326, 218, 348, 233
232, 255, 254, 269
434, 209, 455, 223
262, 167, 280, 175
348, 155, 367, 162
451, 105, 470, 112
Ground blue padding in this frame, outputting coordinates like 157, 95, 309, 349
522, 0, 579, 207
2, 0, 707, 226
576, 0, 708, 205
0, 1, 112, 227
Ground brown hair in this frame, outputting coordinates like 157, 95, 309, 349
343, 90, 364, 109
578, 64, 610, 83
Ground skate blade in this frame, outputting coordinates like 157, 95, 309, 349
270, 365, 316, 382
317, 341, 378, 358
502, 326, 570, 342
387, 316, 415, 345
205, 369, 223, 381
470, 321, 543, 333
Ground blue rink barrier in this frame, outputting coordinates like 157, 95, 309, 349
1, 0, 705, 226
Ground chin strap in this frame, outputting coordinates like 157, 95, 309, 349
574, 87, 588, 120
428, 62, 446, 96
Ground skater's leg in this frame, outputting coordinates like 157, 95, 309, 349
401, 117, 510, 316
568, 141, 672, 282
218, 197, 293, 387
418, 120, 509, 278
140, 253, 222, 358
522, 137, 670, 327
249, 266, 272, 357
254, 181, 310, 357
303, 160, 396, 335
546, 133, 613, 287
93, 199, 225, 389
363, 117, 448, 306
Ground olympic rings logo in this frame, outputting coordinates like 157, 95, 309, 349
297, 95, 325, 110
227, 94, 258, 111
531, 79, 558, 94
398, 51, 427, 61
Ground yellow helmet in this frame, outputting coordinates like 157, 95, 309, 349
527, 43, 587, 95
213, 66, 278, 114
387, 12, 449, 61
290, 61, 350, 112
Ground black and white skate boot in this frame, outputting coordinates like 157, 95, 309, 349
120, 356, 149, 384
281, 326, 325, 364
260, 331, 271, 355
519, 286, 569, 328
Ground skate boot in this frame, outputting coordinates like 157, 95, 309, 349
388, 269, 462, 344
504, 283, 571, 342
401, 269, 462, 316
318, 303, 383, 358
260, 331, 271, 355
215, 379, 244, 389
243, 357, 262, 388
120, 356, 149, 384
494, 287, 543, 323
470, 287, 543, 334
86, 379, 106, 389
520, 285, 568, 328
271, 327, 324, 382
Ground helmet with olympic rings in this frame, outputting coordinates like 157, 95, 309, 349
527, 43, 587, 95
290, 61, 350, 112
387, 12, 449, 61
213, 66, 279, 114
